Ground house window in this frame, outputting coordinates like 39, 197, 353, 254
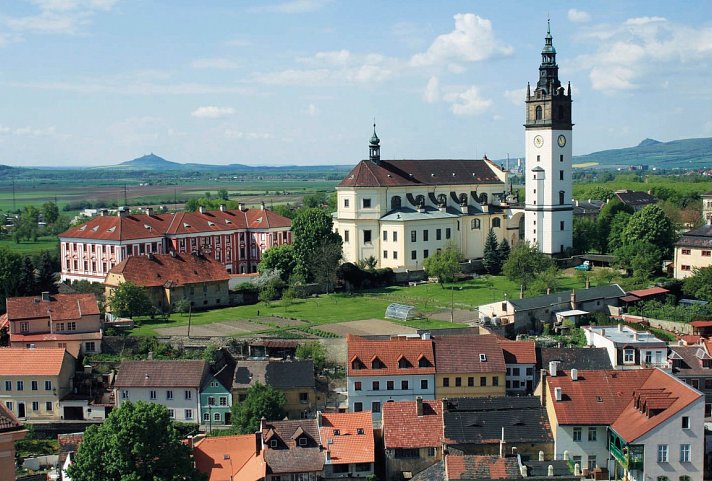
468, 377, 474, 387
423, 249, 429, 258
455, 377, 462, 387
624, 349, 635, 363
31, 381, 38, 391
492, 218, 501, 228
560, 221, 565, 231
67, 322, 76, 331
588, 427, 597, 441
512, 367, 520, 376
5, 402, 12, 411
355, 381, 362, 391
20, 322, 29, 333
658, 444, 668, 463
682, 416, 690, 429
355, 463, 371, 472
45, 381, 51, 391
362, 198, 371, 208
443, 377, 450, 387
393, 231, 398, 242
270, 439, 278, 448
45, 402, 53, 412
32, 401, 39, 411
208, 396, 215, 406
354, 402, 363, 412
185, 409, 193, 420
492, 376, 499, 386
372, 381, 380, 391
16, 381, 24, 391
479, 354, 487, 362
168, 409, 175, 418
480, 376, 486, 387
588, 456, 596, 471
427, 447, 436, 457
372, 401, 381, 413
121, 390, 129, 399
364, 230, 372, 244
411, 231, 417, 242
560, 154, 564, 162
299, 392, 308, 403
4, 381, 10, 391
393, 251, 398, 259
150, 390, 157, 400
395, 448, 420, 459
680, 444, 690, 462
344, 198, 349, 208
446, 228, 451, 239
471, 219, 480, 229
185, 390, 192, 400
559, 191, 565, 205
166, 390, 173, 400
423, 230, 429, 242
387, 381, 394, 391
535, 105, 542, 120
681, 265, 691, 271
85, 342, 96, 353
436, 229, 441, 240
411, 250, 417, 260
218, 396, 227, 406
703, 250, 711, 257
383, 250, 388, 259
383, 231, 388, 241
297, 437, 308, 447
203, 412, 210, 422
682, 249, 691, 255
421, 379, 428, 390
401, 380, 409, 390
573, 427, 582, 442
344, 230, 349, 243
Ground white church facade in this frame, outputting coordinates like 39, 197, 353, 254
333, 24, 572, 269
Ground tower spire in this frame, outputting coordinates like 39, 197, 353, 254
369, 122, 381, 163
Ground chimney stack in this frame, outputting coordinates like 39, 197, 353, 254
554, 387, 562, 402
219, 204, 226, 212
416, 396, 423, 417
145, 207, 153, 216
571, 369, 578, 381
255, 431, 262, 455
549, 361, 558, 377
570, 289, 577, 309
618, 323, 623, 332
499, 427, 506, 458
239, 203, 245, 211
118, 206, 128, 217
199, 206, 206, 214
585, 277, 590, 289
539, 451, 544, 462
261, 201, 266, 210
41, 291, 50, 302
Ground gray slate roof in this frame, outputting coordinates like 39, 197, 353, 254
115, 360, 208, 388
509, 284, 625, 311
538, 347, 613, 371
443, 397, 552, 445
234, 359, 315, 390
676, 223, 712, 248
412, 461, 445, 481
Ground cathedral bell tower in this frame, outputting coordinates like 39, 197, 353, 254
524, 21, 573, 256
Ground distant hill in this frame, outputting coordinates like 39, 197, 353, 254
572, 137, 712, 169
108, 153, 351, 172
109, 153, 186, 170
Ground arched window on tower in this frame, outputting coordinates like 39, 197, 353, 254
558, 105, 565, 120
391, 196, 401, 210
471, 219, 481, 230
535, 105, 543, 121
559, 191, 565, 205
492, 218, 501, 228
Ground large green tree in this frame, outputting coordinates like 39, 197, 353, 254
502, 242, 556, 291
232, 382, 286, 434
613, 241, 662, 283
108, 281, 153, 318
482, 229, 500, 274
67, 401, 203, 481
621, 204, 677, 257
572, 218, 598, 254
296, 341, 327, 371
41, 201, 60, 225
683, 266, 712, 303
606, 212, 633, 253
497, 238, 511, 267
423, 243, 461, 288
291, 208, 342, 283
258, 244, 296, 282
596, 198, 634, 252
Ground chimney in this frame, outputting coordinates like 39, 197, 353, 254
520, 465, 528, 478
261, 201, 266, 210
239, 202, 245, 211
554, 387, 562, 401
618, 323, 623, 332
144, 207, 153, 216
255, 431, 262, 455
41, 291, 50, 302
585, 277, 590, 289
546, 287, 551, 295
574, 463, 581, 476
499, 427, 506, 458
416, 396, 423, 417
547, 465, 554, 477
118, 206, 128, 217
539, 451, 544, 462
199, 206, 206, 214
512, 447, 518, 456
219, 204, 226, 212
549, 361, 558, 377
100, 209, 109, 216
571, 368, 578, 381
570, 289, 577, 309
563, 451, 569, 461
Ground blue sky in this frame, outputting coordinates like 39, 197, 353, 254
1, 0, 711, 167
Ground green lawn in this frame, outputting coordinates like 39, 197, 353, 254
0, 236, 59, 255
130, 275, 590, 337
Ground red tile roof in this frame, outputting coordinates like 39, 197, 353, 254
547, 369, 702, 442
108, 252, 230, 288
434, 335, 505, 373
347, 334, 435, 377
0, 402, 22, 433
60, 213, 173, 241
319, 412, 374, 465
690, 320, 712, 328
499, 340, 537, 365
611, 370, 701, 442
627, 287, 669, 298
193, 434, 265, 481
0, 348, 71, 376
338, 159, 504, 188
11, 331, 103, 342
6, 293, 99, 322
445, 455, 520, 481
0, 313, 7, 331
382, 399, 443, 449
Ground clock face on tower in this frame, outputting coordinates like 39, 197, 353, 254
558, 135, 567, 147
533, 135, 544, 148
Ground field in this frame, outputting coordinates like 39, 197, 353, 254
131, 274, 590, 337
0, 236, 58, 255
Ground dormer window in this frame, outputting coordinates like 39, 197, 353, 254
479, 354, 487, 362
270, 439, 278, 448
418, 356, 431, 368
371, 357, 383, 369
298, 437, 307, 447
356, 428, 364, 435
398, 356, 412, 369
351, 358, 365, 370
333, 429, 340, 436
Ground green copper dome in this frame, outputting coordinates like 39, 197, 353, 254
370, 124, 380, 145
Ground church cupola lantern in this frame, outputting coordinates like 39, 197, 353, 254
369, 123, 381, 163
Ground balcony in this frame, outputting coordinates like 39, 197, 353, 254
609, 440, 644, 471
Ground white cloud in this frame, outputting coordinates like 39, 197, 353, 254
4, 0, 117, 35
191, 58, 239, 70
191, 106, 236, 119
567, 9, 591, 23
251, 0, 332, 14
423, 76, 439, 104
298, 49, 351, 66
224, 129, 272, 140
305, 104, 318, 116
0, 124, 57, 136
573, 16, 712, 92
410, 13, 513, 67
504, 87, 527, 106
444, 86, 492, 116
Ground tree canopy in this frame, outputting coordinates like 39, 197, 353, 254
621, 204, 677, 257
232, 382, 286, 434
502, 242, 556, 291
683, 266, 712, 303
482, 229, 500, 274
291, 208, 342, 284
596, 198, 634, 252
66, 401, 203, 481
296, 341, 327, 371
423, 243, 461, 288
108, 281, 153, 318
258, 244, 296, 282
